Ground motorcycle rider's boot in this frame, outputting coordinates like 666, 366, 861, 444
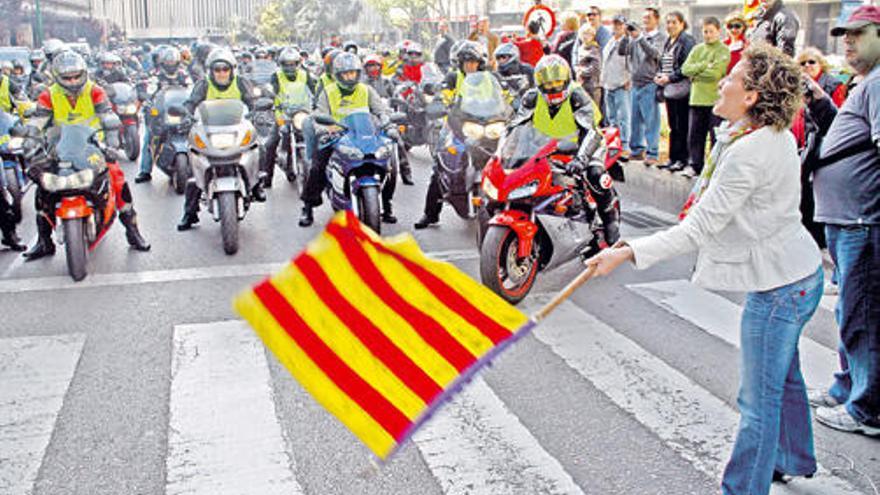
134, 172, 152, 183
177, 212, 199, 231
119, 209, 151, 251
298, 205, 314, 227
177, 183, 201, 231
598, 204, 621, 246
23, 215, 55, 261
1, 227, 25, 252
413, 214, 439, 230
399, 155, 414, 186
252, 172, 268, 202
382, 201, 398, 224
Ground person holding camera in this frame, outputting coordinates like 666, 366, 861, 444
625, 8, 667, 166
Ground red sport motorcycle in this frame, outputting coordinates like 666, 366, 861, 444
478, 124, 623, 304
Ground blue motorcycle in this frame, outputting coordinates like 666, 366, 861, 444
147, 86, 193, 194
0, 110, 27, 224
314, 112, 397, 234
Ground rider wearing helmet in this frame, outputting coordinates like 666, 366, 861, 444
177, 47, 261, 231
413, 40, 494, 229
393, 42, 425, 85
261, 47, 318, 186
25, 50, 151, 260
317, 47, 341, 96
95, 52, 130, 86
136, 46, 191, 183
493, 42, 533, 97
520, 54, 619, 246
343, 41, 359, 55
42, 39, 67, 65
362, 53, 393, 98
298, 52, 399, 227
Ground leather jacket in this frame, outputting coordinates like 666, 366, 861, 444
748, 0, 800, 57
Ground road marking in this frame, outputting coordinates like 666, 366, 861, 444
627, 280, 839, 390
0, 333, 85, 495
524, 297, 861, 493
820, 294, 837, 313
0, 249, 478, 294
413, 376, 584, 495
166, 321, 303, 495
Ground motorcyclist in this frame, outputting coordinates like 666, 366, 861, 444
94, 52, 131, 87
515, 54, 620, 247
262, 47, 317, 187
10, 60, 28, 90
414, 40, 493, 229
343, 41, 359, 55
136, 46, 191, 183
0, 65, 28, 115
366, 54, 414, 186
315, 47, 341, 97
0, 113, 27, 251
298, 52, 399, 227
28, 50, 50, 90
494, 43, 534, 99
23, 51, 151, 260
238, 50, 255, 76
177, 47, 261, 231
42, 39, 67, 66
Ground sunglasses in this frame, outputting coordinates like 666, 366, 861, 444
727, 23, 743, 29
587, 13, 598, 17
800, 59, 818, 66
213, 66, 231, 73
60, 74, 82, 82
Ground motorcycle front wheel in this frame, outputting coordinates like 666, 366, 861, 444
173, 154, 190, 195
63, 218, 88, 282
356, 185, 381, 235
124, 125, 140, 162
217, 191, 239, 255
479, 225, 539, 305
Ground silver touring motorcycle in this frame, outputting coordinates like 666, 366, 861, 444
188, 99, 262, 254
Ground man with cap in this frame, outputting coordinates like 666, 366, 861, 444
809, 5, 880, 438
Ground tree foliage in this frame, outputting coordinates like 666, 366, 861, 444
256, 0, 360, 44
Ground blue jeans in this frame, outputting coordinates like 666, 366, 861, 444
604, 87, 630, 152
139, 125, 153, 175
629, 83, 660, 159
722, 266, 823, 495
826, 224, 880, 426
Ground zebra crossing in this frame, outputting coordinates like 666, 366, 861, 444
0, 279, 870, 494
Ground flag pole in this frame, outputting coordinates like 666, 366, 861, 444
530, 264, 598, 323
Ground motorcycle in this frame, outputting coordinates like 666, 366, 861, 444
188, 99, 263, 255
391, 63, 445, 151
0, 111, 27, 224
28, 124, 122, 281
147, 86, 193, 194
313, 112, 398, 235
478, 124, 622, 304
275, 80, 313, 194
108, 82, 141, 161
434, 72, 512, 220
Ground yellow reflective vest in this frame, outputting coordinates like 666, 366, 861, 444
325, 82, 369, 123
533, 90, 578, 142
0, 76, 12, 113
49, 80, 100, 130
206, 76, 242, 100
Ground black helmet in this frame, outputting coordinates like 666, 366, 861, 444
206, 48, 236, 89
159, 46, 182, 77
52, 50, 89, 96
456, 41, 486, 72
332, 52, 361, 92
493, 43, 520, 72
278, 47, 303, 79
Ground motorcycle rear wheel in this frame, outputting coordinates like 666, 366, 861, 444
357, 186, 381, 235
479, 225, 539, 305
173, 154, 190, 195
63, 218, 88, 282
124, 125, 140, 162
218, 192, 239, 255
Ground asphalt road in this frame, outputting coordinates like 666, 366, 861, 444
1, 146, 877, 495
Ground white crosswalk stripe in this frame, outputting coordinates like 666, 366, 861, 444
0, 333, 85, 495
627, 279, 840, 391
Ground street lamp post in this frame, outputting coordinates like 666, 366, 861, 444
34, 0, 44, 46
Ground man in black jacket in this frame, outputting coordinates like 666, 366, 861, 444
434, 20, 456, 73
748, 0, 800, 57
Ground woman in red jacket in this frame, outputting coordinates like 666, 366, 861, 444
796, 47, 847, 107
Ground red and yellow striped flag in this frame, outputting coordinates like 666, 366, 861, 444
234, 211, 531, 460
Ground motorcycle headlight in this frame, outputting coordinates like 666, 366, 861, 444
373, 145, 390, 160
507, 180, 539, 200
123, 104, 138, 114
210, 133, 237, 149
292, 112, 309, 131
336, 144, 364, 160
462, 122, 485, 141
166, 115, 182, 125
41, 172, 64, 191
482, 176, 498, 200
485, 122, 506, 141
42, 169, 95, 192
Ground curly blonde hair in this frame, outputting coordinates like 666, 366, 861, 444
741, 44, 803, 131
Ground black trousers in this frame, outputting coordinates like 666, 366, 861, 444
688, 105, 720, 174
665, 97, 690, 164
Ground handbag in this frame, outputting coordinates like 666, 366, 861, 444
663, 78, 691, 100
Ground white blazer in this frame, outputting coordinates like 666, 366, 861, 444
629, 125, 822, 292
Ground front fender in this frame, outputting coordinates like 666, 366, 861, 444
489, 210, 538, 258
211, 176, 242, 196
56, 196, 93, 220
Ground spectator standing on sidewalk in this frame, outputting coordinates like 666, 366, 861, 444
553, 12, 580, 69
587, 45, 825, 494
515, 20, 548, 68
469, 17, 500, 69
434, 20, 456, 74
576, 25, 602, 105
797, 47, 847, 107
654, 11, 695, 172
681, 17, 730, 177
748, 0, 800, 57
602, 15, 631, 160
626, 8, 667, 165
809, 5, 880, 438
587, 6, 612, 50
724, 12, 749, 74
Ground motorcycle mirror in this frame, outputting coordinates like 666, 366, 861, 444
312, 114, 338, 127
557, 140, 578, 154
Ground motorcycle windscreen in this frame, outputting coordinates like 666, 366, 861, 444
420, 63, 444, 86
279, 81, 312, 109
457, 72, 510, 122
109, 82, 135, 103
339, 113, 386, 155
196, 100, 246, 127
157, 87, 192, 113
52, 125, 105, 172
250, 60, 278, 86
498, 125, 553, 170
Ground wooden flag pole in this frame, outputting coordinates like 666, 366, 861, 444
531, 264, 598, 323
